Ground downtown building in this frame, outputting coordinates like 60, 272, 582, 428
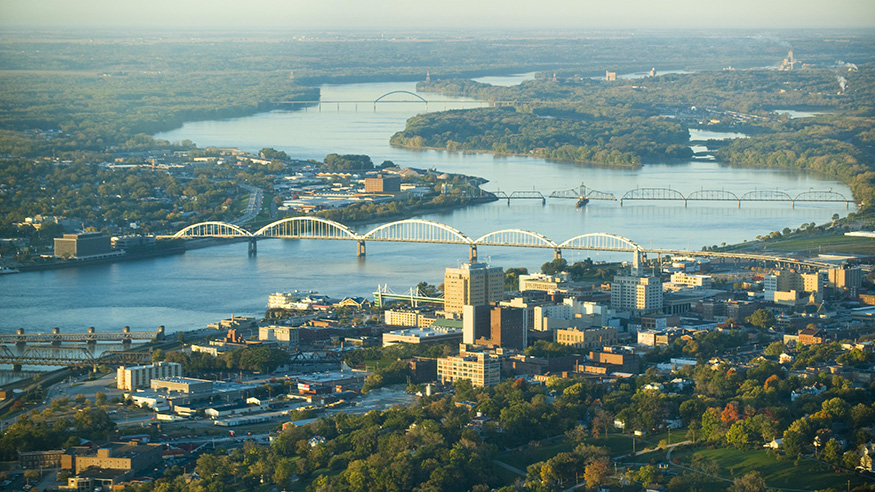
443, 262, 504, 313
610, 251, 663, 315
116, 361, 182, 391
437, 348, 501, 387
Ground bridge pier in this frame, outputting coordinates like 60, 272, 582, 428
51, 327, 62, 347
554, 248, 562, 260
684, 199, 687, 208
12, 364, 21, 372
619, 199, 623, 207
357, 240, 366, 257
248, 238, 257, 256
469, 245, 478, 263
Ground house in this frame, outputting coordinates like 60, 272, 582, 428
791, 383, 826, 402
308, 436, 326, 448
764, 438, 783, 449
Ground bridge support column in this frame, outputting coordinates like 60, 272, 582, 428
791, 200, 795, 209
620, 199, 623, 207
248, 238, 257, 256
51, 327, 61, 347
541, 198, 546, 205
684, 199, 687, 208
469, 245, 478, 263
506, 198, 511, 206
554, 248, 562, 260
738, 200, 741, 208
12, 364, 21, 372
357, 240, 366, 257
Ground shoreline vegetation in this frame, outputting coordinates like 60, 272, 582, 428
393, 69, 875, 220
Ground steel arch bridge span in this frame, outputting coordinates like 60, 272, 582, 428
687, 190, 740, 201
474, 229, 558, 249
794, 190, 849, 202
254, 216, 357, 240
559, 233, 641, 252
740, 190, 793, 202
172, 221, 253, 238
374, 91, 428, 104
362, 219, 472, 244
620, 188, 685, 204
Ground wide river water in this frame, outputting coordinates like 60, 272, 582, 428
0, 74, 855, 335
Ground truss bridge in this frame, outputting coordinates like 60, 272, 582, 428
0, 345, 151, 371
620, 188, 856, 208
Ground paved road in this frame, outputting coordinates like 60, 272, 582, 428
232, 184, 263, 225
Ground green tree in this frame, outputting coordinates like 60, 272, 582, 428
729, 471, 767, 492
763, 341, 786, 356
746, 308, 776, 330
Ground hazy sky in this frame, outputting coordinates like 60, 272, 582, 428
2, 0, 875, 31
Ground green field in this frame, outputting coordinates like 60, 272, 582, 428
670, 445, 868, 491
749, 234, 875, 255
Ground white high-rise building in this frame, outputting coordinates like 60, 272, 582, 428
611, 250, 662, 314
117, 362, 182, 391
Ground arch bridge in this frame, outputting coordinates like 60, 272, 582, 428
168, 217, 834, 268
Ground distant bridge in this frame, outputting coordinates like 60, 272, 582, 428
0, 345, 151, 371
619, 188, 856, 208
0, 326, 164, 346
490, 183, 617, 204
374, 284, 445, 308
276, 90, 494, 112
162, 217, 837, 269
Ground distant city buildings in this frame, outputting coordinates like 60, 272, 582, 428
382, 325, 463, 347
116, 362, 182, 391
443, 262, 504, 313
437, 347, 501, 387
555, 326, 618, 350
259, 325, 300, 347
610, 251, 663, 314
54, 232, 118, 259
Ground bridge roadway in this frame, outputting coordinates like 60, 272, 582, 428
0, 326, 164, 345
161, 217, 838, 269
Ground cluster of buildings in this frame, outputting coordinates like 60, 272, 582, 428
20, 441, 165, 491
373, 250, 873, 388
274, 166, 459, 215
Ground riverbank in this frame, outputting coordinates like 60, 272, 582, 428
388, 142, 643, 169
15, 246, 186, 273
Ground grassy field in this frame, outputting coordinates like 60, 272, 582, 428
500, 439, 574, 471
723, 233, 875, 255
670, 445, 869, 490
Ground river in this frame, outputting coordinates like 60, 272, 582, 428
0, 75, 854, 336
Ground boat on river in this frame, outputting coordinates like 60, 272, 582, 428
576, 197, 589, 208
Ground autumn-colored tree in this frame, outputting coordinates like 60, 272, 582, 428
584, 458, 610, 489
763, 374, 780, 390
721, 401, 741, 425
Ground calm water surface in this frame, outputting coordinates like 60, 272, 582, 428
0, 76, 854, 335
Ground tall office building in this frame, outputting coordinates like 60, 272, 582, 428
444, 262, 504, 313
610, 250, 663, 314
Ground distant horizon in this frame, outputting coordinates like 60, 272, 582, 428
3, 0, 875, 31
